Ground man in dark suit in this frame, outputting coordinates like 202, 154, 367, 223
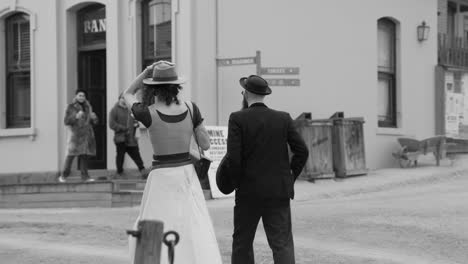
227, 75, 309, 264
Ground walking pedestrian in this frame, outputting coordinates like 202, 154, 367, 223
109, 94, 146, 179
226, 75, 309, 264
58, 89, 98, 183
125, 61, 223, 263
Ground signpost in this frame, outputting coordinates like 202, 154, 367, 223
260, 67, 300, 75
217, 57, 257, 66
216, 51, 301, 126
216, 51, 301, 86
264, 78, 300, 86
257, 52, 301, 86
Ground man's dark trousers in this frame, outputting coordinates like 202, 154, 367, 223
115, 143, 145, 174
232, 198, 294, 264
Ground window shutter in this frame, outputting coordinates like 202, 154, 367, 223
8, 14, 30, 70
20, 21, 30, 67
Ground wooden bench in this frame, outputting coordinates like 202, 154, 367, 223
392, 136, 456, 167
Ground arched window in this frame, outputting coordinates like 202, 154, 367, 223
5, 12, 31, 128
377, 18, 397, 128
141, 0, 172, 68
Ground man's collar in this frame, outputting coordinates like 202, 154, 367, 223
249, 102, 267, 108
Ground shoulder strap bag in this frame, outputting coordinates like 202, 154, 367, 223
185, 102, 212, 185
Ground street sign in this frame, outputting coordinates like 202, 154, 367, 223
264, 78, 300, 86
217, 57, 257, 66
260, 67, 299, 75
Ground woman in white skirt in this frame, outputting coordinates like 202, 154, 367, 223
123, 61, 223, 264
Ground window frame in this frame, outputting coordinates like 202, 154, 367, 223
377, 18, 398, 128
0, 9, 36, 138
5, 13, 31, 129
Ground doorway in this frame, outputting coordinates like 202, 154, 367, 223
78, 50, 107, 169
76, 3, 107, 169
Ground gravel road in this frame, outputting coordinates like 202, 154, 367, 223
1, 160, 467, 263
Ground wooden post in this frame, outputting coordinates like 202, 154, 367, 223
435, 136, 446, 167
435, 139, 441, 166
129, 220, 164, 264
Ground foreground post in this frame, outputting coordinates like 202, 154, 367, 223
128, 220, 164, 264
435, 136, 447, 167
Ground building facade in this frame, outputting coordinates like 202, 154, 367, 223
0, 0, 437, 176
436, 0, 468, 141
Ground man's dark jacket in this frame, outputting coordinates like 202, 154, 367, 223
226, 103, 309, 200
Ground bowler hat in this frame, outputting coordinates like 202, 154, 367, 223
239, 75, 272, 95
143, 61, 186, 85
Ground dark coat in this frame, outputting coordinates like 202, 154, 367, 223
64, 99, 98, 156
226, 103, 309, 200
109, 103, 138, 146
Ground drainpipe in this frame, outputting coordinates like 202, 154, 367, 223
174, 0, 180, 67
215, 0, 220, 125
30, 13, 37, 141
128, 0, 136, 76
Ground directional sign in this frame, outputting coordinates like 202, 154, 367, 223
264, 78, 300, 86
260, 67, 299, 75
217, 56, 257, 66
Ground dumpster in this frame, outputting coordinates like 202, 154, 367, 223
295, 113, 335, 180
331, 117, 368, 178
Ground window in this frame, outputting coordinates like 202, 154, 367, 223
377, 18, 397, 128
5, 13, 31, 128
141, 0, 172, 69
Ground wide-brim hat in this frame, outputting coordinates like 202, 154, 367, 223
143, 61, 186, 85
239, 75, 272, 95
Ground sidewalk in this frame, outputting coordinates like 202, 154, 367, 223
292, 154, 468, 202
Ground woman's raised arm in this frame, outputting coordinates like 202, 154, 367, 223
123, 65, 154, 108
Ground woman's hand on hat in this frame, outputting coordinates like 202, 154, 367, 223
144, 65, 153, 77
144, 63, 158, 78
145, 62, 160, 72
145, 65, 153, 72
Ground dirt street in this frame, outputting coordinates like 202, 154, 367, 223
0, 163, 467, 264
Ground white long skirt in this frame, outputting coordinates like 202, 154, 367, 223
128, 164, 223, 264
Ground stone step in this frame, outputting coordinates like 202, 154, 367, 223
0, 200, 112, 209
0, 169, 145, 185
0, 192, 113, 208
112, 191, 143, 208
0, 180, 213, 209
112, 180, 147, 192
0, 181, 113, 195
